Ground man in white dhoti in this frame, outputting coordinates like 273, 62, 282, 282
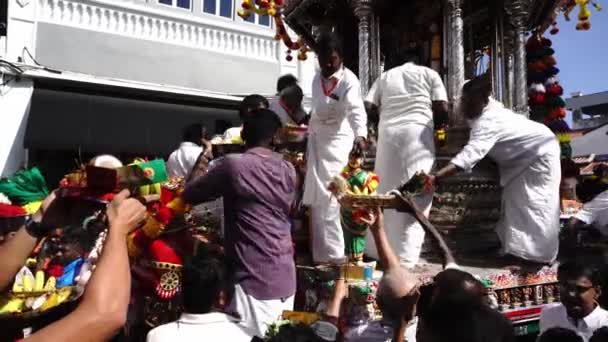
431, 75, 561, 264
364, 53, 448, 266
303, 33, 368, 264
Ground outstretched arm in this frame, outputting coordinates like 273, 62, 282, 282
394, 194, 457, 268
368, 207, 401, 270
27, 190, 146, 342
0, 228, 38, 291
0, 192, 58, 291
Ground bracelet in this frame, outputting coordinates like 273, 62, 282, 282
24, 217, 52, 239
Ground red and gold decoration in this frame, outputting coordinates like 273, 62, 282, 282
238, 0, 311, 61
526, 35, 572, 159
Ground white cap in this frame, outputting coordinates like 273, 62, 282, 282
89, 155, 123, 169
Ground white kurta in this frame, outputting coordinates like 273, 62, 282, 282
574, 189, 608, 235
303, 66, 368, 263
166, 142, 203, 178
268, 98, 305, 126
364, 63, 448, 265
451, 98, 561, 263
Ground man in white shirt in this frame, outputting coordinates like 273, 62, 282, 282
432, 75, 561, 264
567, 166, 608, 235
147, 252, 255, 342
364, 52, 448, 266
269, 84, 307, 126
303, 33, 368, 264
167, 124, 207, 178
540, 261, 608, 341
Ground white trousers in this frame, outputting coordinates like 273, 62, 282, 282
310, 200, 346, 264
365, 123, 435, 265
498, 145, 561, 263
304, 130, 352, 264
228, 284, 295, 337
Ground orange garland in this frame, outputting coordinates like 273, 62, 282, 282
238, 0, 310, 61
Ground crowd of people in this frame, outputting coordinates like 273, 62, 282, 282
1, 32, 608, 342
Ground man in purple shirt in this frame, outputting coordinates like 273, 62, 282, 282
182, 109, 296, 337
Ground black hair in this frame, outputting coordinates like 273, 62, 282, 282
182, 123, 204, 144
558, 260, 602, 286
385, 49, 419, 70
418, 269, 514, 342
280, 84, 304, 101
316, 32, 343, 58
577, 164, 608, 202
241, 109, 282, 147
432, 269, 485, 306
277, 74, 298, 93
239, 94, 269, 119
214, 119, 233, 135
590, 327, 608, 342
182, 253, 228, 314
462, 74, 492, 100
538, 328, 583, 342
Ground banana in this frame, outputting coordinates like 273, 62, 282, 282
35, 271, 44, 292
139, 185, 150, 196
12, 282, 23, 293
44, 277, 56, 291
152, 183, 161, 195
353, 186, 362, 195
363, 187, 369, 195
56, 288, 71, 304
23, 276, 33, 292
0, 298, 24, 314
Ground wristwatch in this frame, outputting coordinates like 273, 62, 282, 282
24, 217, 53, 239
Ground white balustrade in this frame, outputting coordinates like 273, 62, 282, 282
36, 0, 278, 61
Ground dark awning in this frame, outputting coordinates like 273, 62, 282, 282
25, 83, 239, 157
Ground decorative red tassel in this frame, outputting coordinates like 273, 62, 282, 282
0, 203, 27, 217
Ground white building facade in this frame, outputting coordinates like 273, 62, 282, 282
0, 0, 316, 177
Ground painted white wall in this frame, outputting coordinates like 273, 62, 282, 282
5, 0, 316, 96
0, 78, 34, 176
5, 0, 37, 63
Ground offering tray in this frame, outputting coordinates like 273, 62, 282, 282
340, 194, 401, 209
211, 143, 245, 158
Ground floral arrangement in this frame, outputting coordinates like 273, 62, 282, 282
238, 0, 310, 61
550, 0, 602, 33
526, 35, 572, 159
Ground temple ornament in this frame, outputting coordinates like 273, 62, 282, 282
238, 0, 311, 61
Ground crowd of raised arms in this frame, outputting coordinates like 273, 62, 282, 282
1, 32, 608, 342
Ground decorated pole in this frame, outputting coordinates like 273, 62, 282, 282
506, 0, 530, 116
446, 0, 465, 124
354, 0, 374, 95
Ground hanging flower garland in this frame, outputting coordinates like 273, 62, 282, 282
526, 35, 572, 159
238, 0, 311, 61
549, 0, 603, 33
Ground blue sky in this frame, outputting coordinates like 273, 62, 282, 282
551, 11, 608, 98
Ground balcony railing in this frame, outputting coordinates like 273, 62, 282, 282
36, 0, 279, 62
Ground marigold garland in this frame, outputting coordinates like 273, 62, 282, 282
238, 0, 310, 61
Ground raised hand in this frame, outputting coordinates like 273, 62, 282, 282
106, 190, 147, 236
